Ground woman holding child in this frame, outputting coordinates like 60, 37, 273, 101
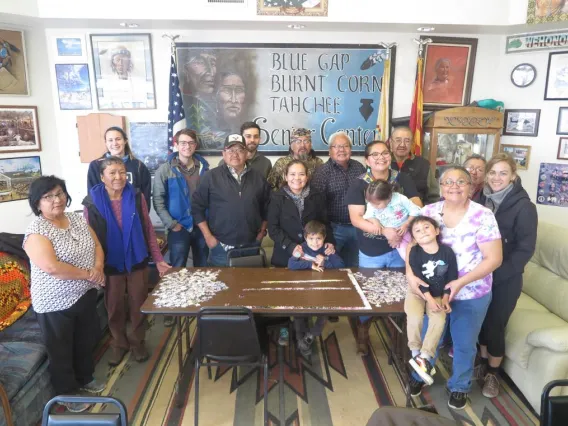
477, 154, 537, 398
345, 140, 422, 355
267, 159, 342, 356
407, 165, 502, 410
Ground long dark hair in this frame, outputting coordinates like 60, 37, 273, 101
28, 175, 72, 216
104, 126, 133, 159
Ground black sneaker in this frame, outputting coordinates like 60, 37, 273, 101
409, 377, 425, 397
448, 391, 468, 410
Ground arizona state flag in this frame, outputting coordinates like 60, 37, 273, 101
409, 57, 424, 156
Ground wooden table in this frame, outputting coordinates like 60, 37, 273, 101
141, 267, 410, 419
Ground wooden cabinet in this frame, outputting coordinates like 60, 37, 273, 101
77, 113, 125, 163
423, 107, 504, 177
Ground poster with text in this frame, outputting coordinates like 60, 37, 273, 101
175, 43, 395, 154
536, 162, 568, 207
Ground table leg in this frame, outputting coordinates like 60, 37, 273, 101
278, 344, 285, 424
176, 316, 184, 407
387, 314, 412, 407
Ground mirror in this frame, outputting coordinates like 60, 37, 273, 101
511, 63, 536, 88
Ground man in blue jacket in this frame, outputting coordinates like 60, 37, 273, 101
154, 129, 210, 325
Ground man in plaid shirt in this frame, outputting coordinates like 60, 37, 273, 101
311, 132, 366, 267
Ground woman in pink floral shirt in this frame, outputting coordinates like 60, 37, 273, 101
405, 166, 502, 411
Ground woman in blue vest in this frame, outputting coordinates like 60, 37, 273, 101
83, 156, 170, 366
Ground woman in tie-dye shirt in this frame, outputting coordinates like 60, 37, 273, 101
405, 166, 502, 411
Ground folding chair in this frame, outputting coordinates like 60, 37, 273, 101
41, 395, 127, 426
541, 379, 568, 426
227, 246, 267, 268
194, 307, 268, 426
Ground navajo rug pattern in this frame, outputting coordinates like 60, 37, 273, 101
89, 316, 539, 426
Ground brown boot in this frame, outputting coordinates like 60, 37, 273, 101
108, 347, 127, 366
356, 321, 370, 356
132, 343, 150, 363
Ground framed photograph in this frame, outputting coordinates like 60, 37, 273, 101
500, 144, 531, 170
257, 0, 328, 16
527, 1, 568, 25
545, 51, 568, 100
0, 156, 42, 203
0, 29, 29, 95
421, 36, 477, 111
511, 63, 536, 88
557, 107, 568, 135
503, 109, 540, 137
0, 106, 41, 153
90, 33, 156, 110
55, 64, 92, 110
558, 137, 568, 160
56, 37, 83, 56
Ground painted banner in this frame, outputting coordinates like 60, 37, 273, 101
175, 43, 395, 154
536, 162, 568, 207
129, 122, 168, 172
506, 30, 568, 54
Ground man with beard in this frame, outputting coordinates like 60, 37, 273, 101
390, 126, 439, 205
267, 127, 323, 190
218, 122, 272, 178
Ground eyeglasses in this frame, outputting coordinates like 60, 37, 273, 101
178, 141, 197, 148
291, 138, 311, 145
331, 144, 350, 151
465, 166, 485, 173
441, 178, 470, 187
368, 151, 391, 159
42, 191, 67, 202
225, 147, 246, 155
392, 138, 412, 146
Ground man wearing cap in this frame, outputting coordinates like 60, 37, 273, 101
192, 134, 271, 266
267, 127, 323, 190
218, 121, 272, 179
311, 131, 365, 267
390, 126, 439, 205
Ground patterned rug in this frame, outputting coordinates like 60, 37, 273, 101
89, 315, 539, 426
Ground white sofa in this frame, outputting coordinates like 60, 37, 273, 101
503, 221, 568, 413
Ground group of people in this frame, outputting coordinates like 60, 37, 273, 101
22, 121, 537, 413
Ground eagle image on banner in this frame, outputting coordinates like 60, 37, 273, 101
175, 43, 395, 154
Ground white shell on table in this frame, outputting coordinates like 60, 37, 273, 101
353, 270, 408, 307
152, 269, 228, 308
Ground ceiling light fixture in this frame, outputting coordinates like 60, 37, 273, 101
417, 26, 435, 32
119, 22, 127, 27
128, 23, 139, 28
119, 22, 139, 28
288, 24, 305, 30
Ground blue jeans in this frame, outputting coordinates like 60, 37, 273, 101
207, 241, 261, 267
411, 292, 492, 393
331, 223, 359, 268
167, 226, 208, 267
359, 249, 405, 323
359, 249, 405, 268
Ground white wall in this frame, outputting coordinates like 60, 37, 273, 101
3, 23, 567, 233
0, 24, 61, 233
494, 38, 568, 228
41, 28, 501, 218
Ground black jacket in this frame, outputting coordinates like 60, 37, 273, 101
479, 178, 538, 283
391, 156, 439, 205
87, 155, 152, 211
267, 187, 334, 267
191, 165, 270, 247
82, 192, 149, 275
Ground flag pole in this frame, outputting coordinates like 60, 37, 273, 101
409, 37, 431, 156
377, 42, 396, 142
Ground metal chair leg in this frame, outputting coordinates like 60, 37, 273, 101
194, 358, 200, 426
263, 357, 269, 426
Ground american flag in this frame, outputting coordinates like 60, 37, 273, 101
167, 54, 186, 153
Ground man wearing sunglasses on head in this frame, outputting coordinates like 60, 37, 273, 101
390, 126, 440, 205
